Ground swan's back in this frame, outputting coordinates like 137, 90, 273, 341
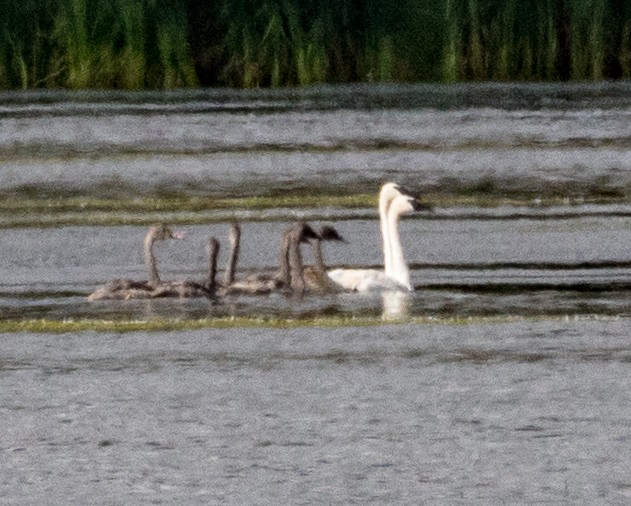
327, 268, 408, 292
152, 280, 214, 299
87, 279, 154, 300
88, 280, 214, 300
304, 266, 343, 294
220, 276, 276, 295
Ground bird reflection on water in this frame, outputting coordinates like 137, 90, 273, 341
381, 290, 411, 321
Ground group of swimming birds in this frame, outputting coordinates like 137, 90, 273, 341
87, 182, 427, 301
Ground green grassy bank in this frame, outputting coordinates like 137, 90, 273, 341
2, 0, 631, 89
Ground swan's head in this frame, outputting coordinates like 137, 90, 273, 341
380, 182, 401, 194
381, 182, 432, 213
379, 182, 402, 207
298, 223, 320, 243
228, 221, 241, 242
380, 181, 425, 212
149, 224, 185, 241
208, 236, 220, 252
318, 225, 346, 243
389, 194, 429, 217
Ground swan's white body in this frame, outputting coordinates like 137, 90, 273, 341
328, 268, 405, 292
327, 183, 418, 292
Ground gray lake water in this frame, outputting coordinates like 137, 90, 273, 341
3, 83, 631, 504
3, 320, 631, 504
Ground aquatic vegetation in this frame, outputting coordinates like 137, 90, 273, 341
0, 194, 379, 228
1, 0, 631, 88
0, 193, 617, 229
0, 194, 376, 213
0, 313, 618, 334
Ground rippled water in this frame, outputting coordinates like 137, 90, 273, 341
3, 82, 631, 200
4, 216, 631, 321
3, 83, 631, 504
3, 320, 631, 504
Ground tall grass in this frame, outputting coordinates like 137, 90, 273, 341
1, 0, 631, 89
152, 0, 198, 88
568, 0, 607, 80
54, 0, 96, 88
0, 0, 57, 88
116, 0, 147, 89
221, 0, 338, 87
0, 0, 197, 89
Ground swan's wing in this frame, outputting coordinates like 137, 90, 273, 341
222, 278, 274, 295
327, 268, 374, 291
356, 272, 409, 292
304, 266, 345, 294
150, 280, 214, 298
87, 277, 156, 300
327, 268, 407, 292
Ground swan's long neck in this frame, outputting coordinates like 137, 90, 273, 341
223, 223, 240, 286
387, 204, 411, 290
144, 233, 160, 287
288, 230, 305, 294
208, 237, 220, 290
276, 230, 292, 286
379, 194, 393, 276
312, 239, 326, 274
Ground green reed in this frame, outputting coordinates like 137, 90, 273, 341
116, 0, 147, 89
152, 0, 198, 88
0, 0, 197, 89
288, 10, 328, 86
1, 0, 631, 88
0, 0, 56, 88
440, 0, 626, 82
221, 0, 335, 87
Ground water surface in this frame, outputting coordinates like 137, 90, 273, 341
2, 83, 631, 504
2, 320, 631, 504
2, 82, 631, 201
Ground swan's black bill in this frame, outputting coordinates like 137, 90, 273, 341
393, 184, 432, 212
319, 225, 347, 243
411, 199, 433, 212
299, 223, 320, 242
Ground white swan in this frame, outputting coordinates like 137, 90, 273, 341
328, 183, 424, 292
379, 182, 404, 278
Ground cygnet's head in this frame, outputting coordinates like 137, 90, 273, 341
318, 225, 345, 242
149, 224, 185, 241
297, 222, 320, 243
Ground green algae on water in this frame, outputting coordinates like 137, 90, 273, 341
0, 193, 620, 229
0, 314, 619, 334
